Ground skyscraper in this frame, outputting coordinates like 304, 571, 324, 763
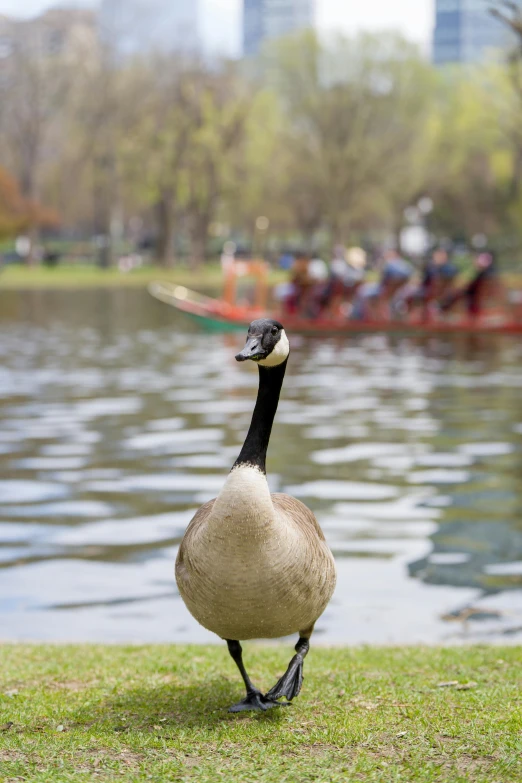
100, 0, 239, 58
243, 0, 315, 57
99, 0, 200, 57
433, 0, 510, 64
0, 9, 97, 62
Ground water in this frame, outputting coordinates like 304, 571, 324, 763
1, 288, 521, 645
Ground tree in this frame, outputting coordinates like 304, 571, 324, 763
490, 1, 522, 41
115, 56, 205, 267
181, 66, 253, 267
0, 32, 71, 261
117, 58, 255, 268
489, 2, 522, 254
0, 166, 59, 240
220, 88, 288, 244
266, 31, 435, 246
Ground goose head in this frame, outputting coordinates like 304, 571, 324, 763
235, 319, 290, 367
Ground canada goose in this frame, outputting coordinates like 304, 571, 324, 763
176, 319, 336, 712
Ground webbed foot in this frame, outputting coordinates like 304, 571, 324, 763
228, 689, 286, 713
265, 653, 304, 702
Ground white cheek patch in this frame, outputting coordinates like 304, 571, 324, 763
257, 330, 290, 367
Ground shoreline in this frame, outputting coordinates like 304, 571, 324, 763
1, 639, 522, 647
1, 264, 520, 291
0, 264, 287, 291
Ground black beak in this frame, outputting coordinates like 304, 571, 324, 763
236, 335, 266, 362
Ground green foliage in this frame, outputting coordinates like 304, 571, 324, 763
2, 28, 522, 262
275, 32, 436, 240
0, 644, 521, 782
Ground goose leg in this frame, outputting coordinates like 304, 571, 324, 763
226, 640, 282, 713
264, 636, 310, 703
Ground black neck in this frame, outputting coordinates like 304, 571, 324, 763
233, 360, 288, 474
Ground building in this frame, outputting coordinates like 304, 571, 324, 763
243, 0, 315, 57
0, 8, 97, 63
99, 0, 239, 59
433, 0, 510, 64
99, 0, 199, 57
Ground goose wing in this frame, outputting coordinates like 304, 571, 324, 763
176, 499, 215, 578
271, 493, 326, 542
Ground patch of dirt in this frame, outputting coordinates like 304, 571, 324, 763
48, 679, 99, 692
364, 746, 403, 762
361, 671, 391, 680
349, 697, 381, 710
435, 733, 461, 745
0, 751, 25, 762
182, 756, 203, 768
455, 754, 497, 775
283, 742, 340, 759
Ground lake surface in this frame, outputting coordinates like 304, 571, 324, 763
1, 288, 521, 645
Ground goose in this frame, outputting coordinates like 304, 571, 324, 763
176, 319, 336, 712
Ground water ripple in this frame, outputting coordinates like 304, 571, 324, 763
0, 289, 521, 644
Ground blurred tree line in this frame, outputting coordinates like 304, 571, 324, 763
1, 24, 522, 267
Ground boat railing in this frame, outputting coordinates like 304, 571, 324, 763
222, 259, 270, 312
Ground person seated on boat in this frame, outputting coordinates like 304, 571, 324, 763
420, 246, 459, 318
303, 255, 330, 318
400, 246, 457, 320
439, 250, 499, 319
324, 246, 367, 318
279, 251, 313, 316
382, 248, 413, 291
278, 249, 295, 271
353, 248, 412, 321
273, 249, 296, 312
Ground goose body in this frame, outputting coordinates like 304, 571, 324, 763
177, 468, 336, 641
175, 319, 337, 711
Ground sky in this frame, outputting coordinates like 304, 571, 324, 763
0, 0, 435, 53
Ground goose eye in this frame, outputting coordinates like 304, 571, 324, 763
271, 326, 279, 336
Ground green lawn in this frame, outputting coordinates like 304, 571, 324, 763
0, 264, 288, 291
0, 264, 226, 291
0, 645, 520, 782
1, 262, 521, 293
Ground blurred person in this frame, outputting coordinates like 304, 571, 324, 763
278, 250, 295, 271
118, 253, 143, 273
279, 251, 312, 316
325, 246, 367, 317
403, 245, 459, 321
306, 255, 330, 318
330, 244, 348, 279
422, 246, 459, 293
381, 248, 413, 285
42, 248, 61, 268
353, 247, 412, 321
466, 251, 498, 317
345, 247, 367, 286
440, 250, 500, 318
308, 256, 328, 282
329, 244, 366, 286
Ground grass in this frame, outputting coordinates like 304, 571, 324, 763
0, 264, 225, 290
1, 263, 521, 292
0, 264, 287, 291
0, 645, 520, 782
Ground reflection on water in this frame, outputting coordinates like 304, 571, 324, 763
1, 289, 521, 644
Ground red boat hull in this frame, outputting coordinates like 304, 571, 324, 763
149, 282, 522, 335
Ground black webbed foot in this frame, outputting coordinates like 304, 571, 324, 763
264, 637, 310, 703
228, 689, 287, 713
264, 653, 304, 702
